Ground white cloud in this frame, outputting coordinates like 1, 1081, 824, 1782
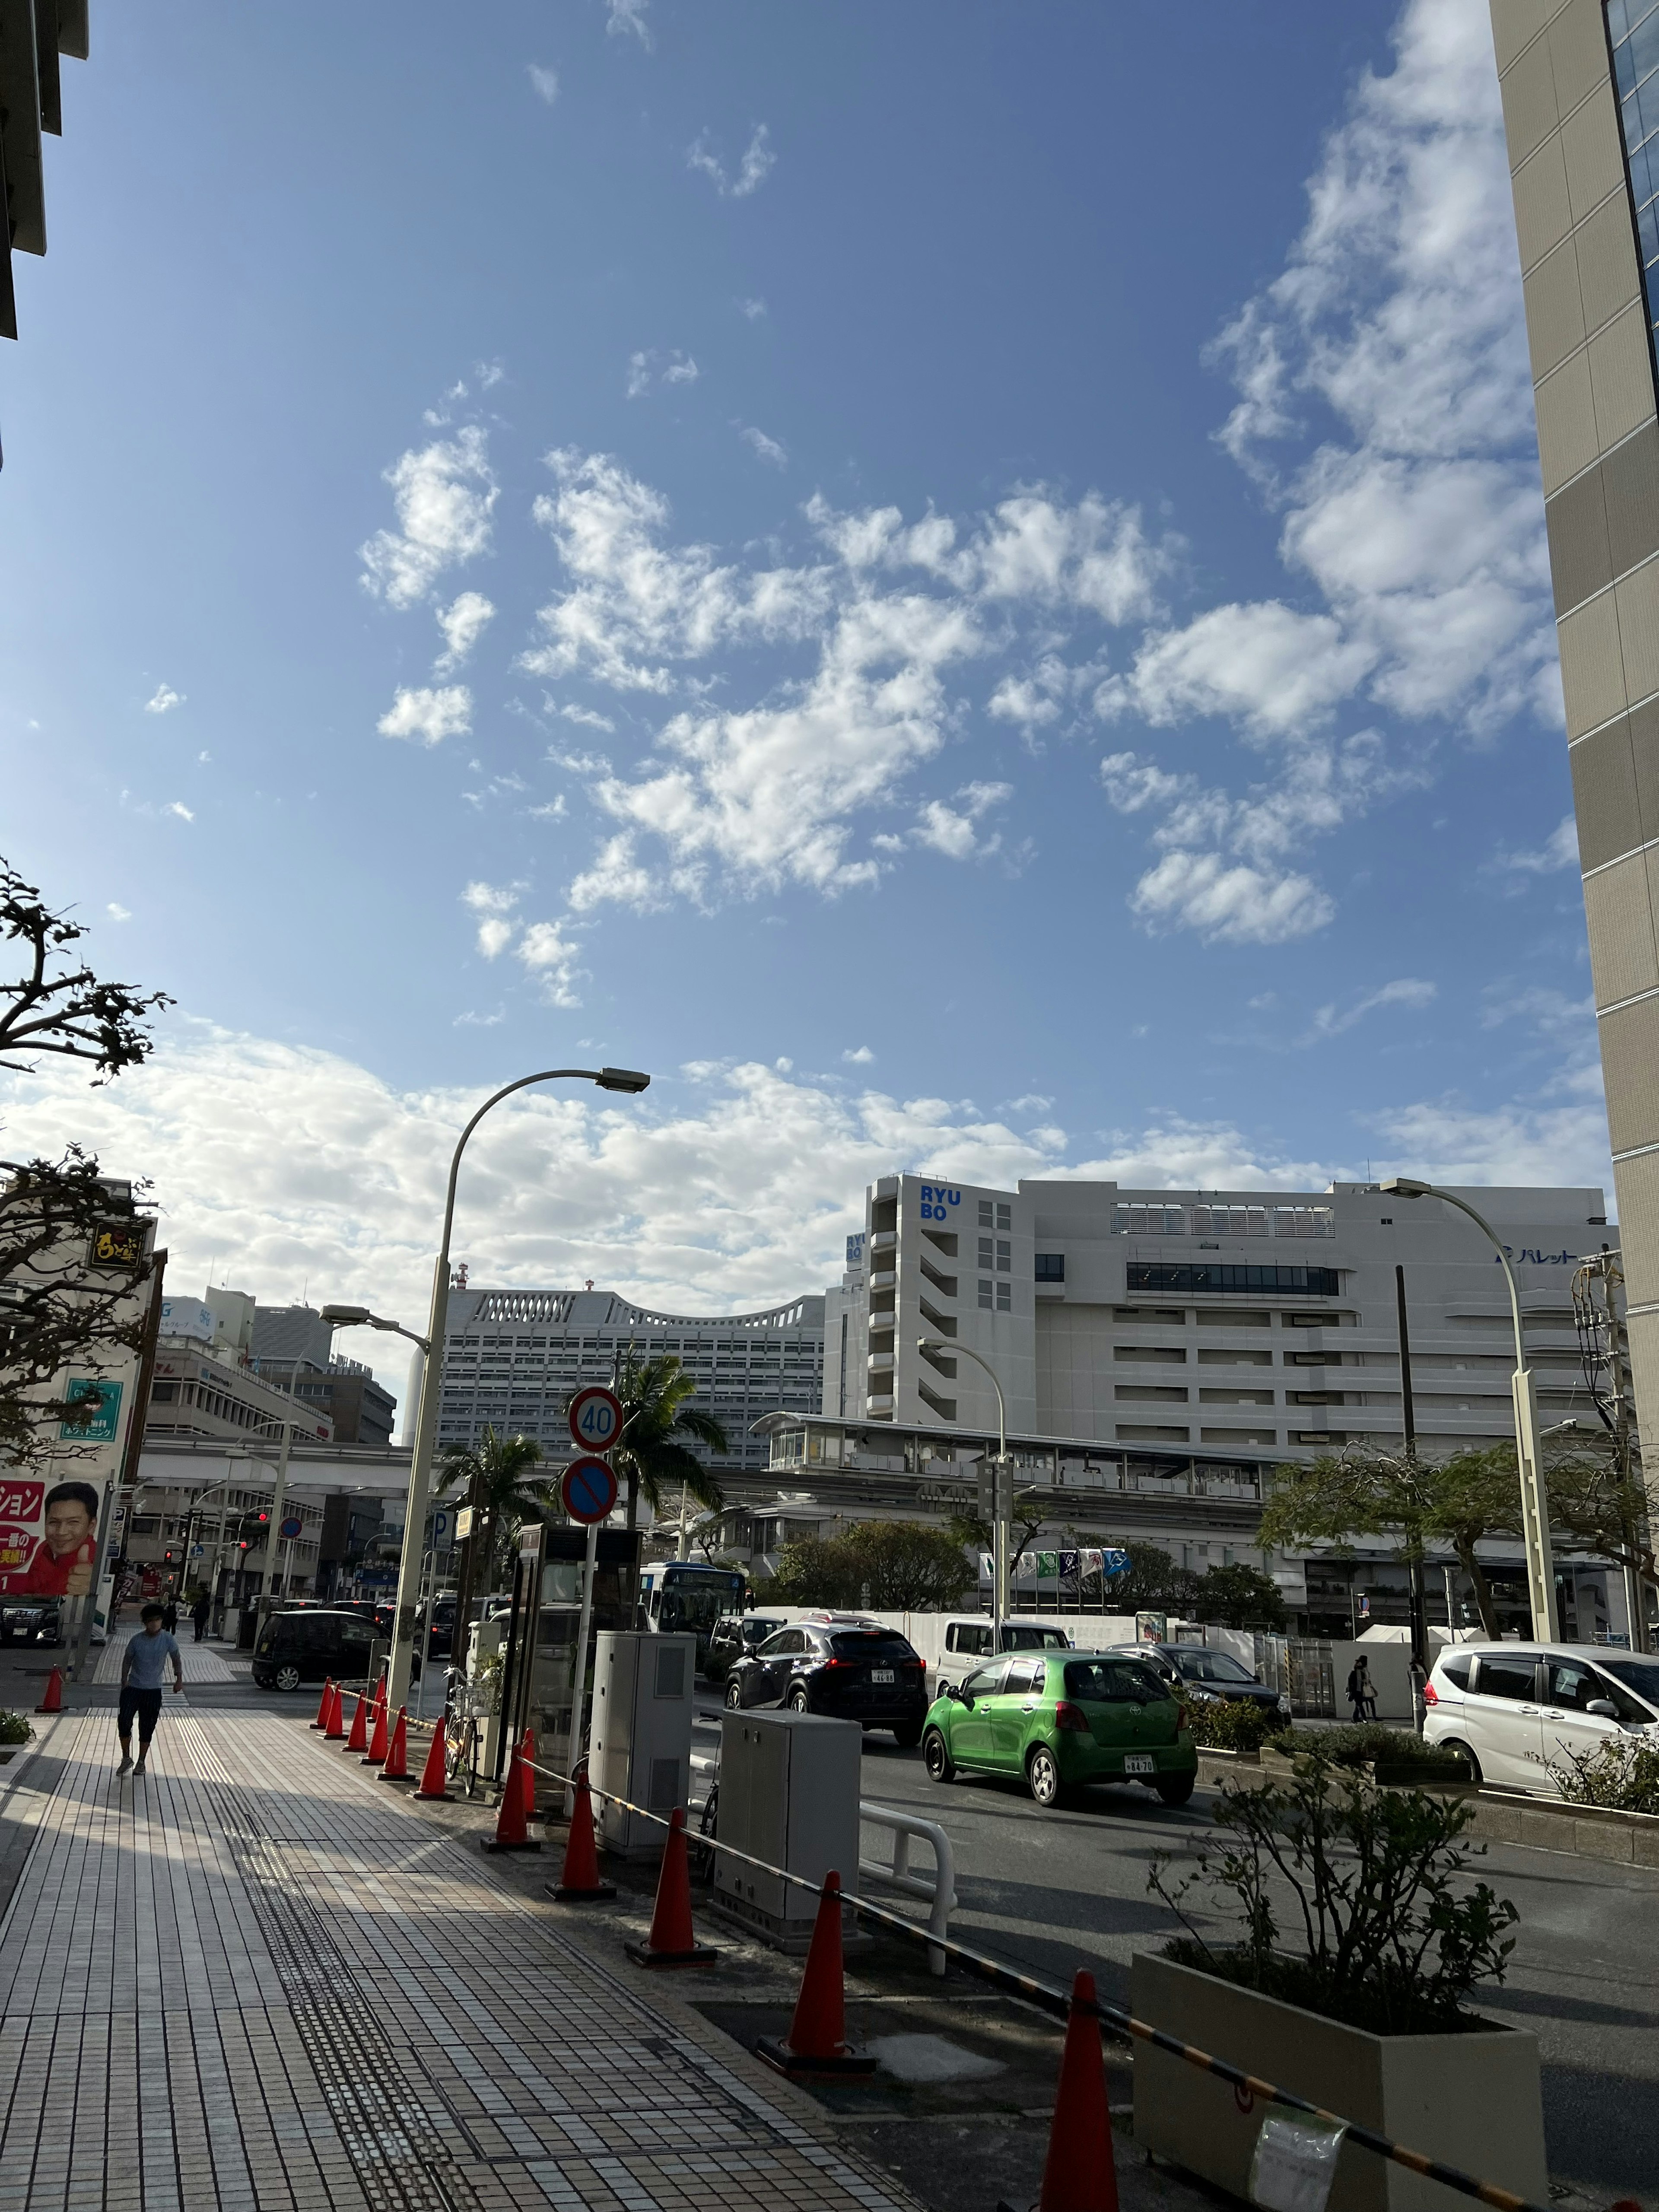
626, 349, 698, 399
378, 685, 473, 746
165, 801, 195, 823
688, 124, 774, 199
661, 353, 699, 386
528, 63, 559, 105
106, 904, 132, 922
912, 781, 1012, 861
842, 1046, 875, 1065
516, 919, 585, 1006
739, 425, 787, 468
461, 880, 522, 960
626, 351, 652, 400
1129, 849, 1335, 945
1368, 1096, 1611, 1195
1308, 976, 1437, 1038
564, 832, 666, 914
434, 591, 496, 673
1101, 602, 1376, 739
738, 297, 767, 321
606, 0, 650, 45
1491, 815, 1578, 876
359, 426, 498, 608
144, 684, 184, 716
559, 703, 616, 733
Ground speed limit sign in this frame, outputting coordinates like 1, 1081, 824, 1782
567, 1384, 624, 1453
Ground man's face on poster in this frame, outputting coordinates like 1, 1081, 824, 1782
44, 1497, 95, 1558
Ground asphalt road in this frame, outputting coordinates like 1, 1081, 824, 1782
694, 1688, 1659, 2207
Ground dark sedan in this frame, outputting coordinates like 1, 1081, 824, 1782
725, 1620, 928, 1745
0, 1597, 61, 1647
1139, 1643, 1290, 1719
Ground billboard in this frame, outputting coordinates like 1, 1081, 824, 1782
0, 1471, 100, 1597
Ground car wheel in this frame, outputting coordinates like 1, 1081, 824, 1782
1154, 1773, 1195, 1807
1027, 1744, 1064, 1808
1441, 1738, 1482, 1785
787, 1687, 810, 1713
892, 1722, 922, 1750
725, 1677, 744, 1708
922, 1727, 955, 1782
273, 1664, 302, 1692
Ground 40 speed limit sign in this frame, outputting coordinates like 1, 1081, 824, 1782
567, 1384, 624, 1453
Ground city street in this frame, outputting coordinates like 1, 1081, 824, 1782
695, 1689, 1659, 2206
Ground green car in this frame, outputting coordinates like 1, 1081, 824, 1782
921, 1648, 1197, 1809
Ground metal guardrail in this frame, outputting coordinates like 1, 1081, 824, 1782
858, 1802, 955, 1976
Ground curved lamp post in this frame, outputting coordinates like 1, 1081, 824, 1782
918, 1336, 1013, 1652
1380, 1178, 1559, 1642
384, 1066, 651, 1710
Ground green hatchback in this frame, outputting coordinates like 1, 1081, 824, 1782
921, 1648, 1197, 1809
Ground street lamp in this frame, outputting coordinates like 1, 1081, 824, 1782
917, 1336, 1014, 1653
385, 1066, 651, 1710
1380, 1177, 1559, 1641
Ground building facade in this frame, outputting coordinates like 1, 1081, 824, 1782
435, 1287, 826, 1480
1491, 0, 1659, 1490
147, 1295, 335, 1446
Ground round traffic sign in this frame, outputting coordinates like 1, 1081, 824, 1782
279, 1516, 303, 1540
561, 1456, 618, 1526
567, 1384, 624, 1453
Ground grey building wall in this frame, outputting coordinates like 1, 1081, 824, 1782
251, 1304, 337, 1370
1491, 0, 1659, 1493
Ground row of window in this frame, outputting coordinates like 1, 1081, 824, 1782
1109, 1204, 1335, 1238
1611, 0, 1659, 349
977, 1278, 1013, 1313
978, 1199, 1013, 1230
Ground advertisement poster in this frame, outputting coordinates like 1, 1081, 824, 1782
0, 1470, 100, 1597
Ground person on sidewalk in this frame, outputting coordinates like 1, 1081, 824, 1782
190, 1590, 210, 1643
1345, 1654, 1376, 1724
117, 1603, 183, 1776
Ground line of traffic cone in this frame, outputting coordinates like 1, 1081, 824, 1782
362, 1696, 390, 1765
310, 1678, 334, 1729
35, 1666, 64, 1714
547, 1770, 615, 1901
623, 1808, 718, 1967
322, 1682, 346, 1739
995, 1970, 1118, 2212
344, 1693, 370, 1754
754, 1872, 871, 2075
414, 1716, 452, 1799
378, 1707, 411, 1783
481, 1748, 541, 1853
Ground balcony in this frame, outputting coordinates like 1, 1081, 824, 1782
869, 1270, 898, 1293
871, 1229, 898, 1253
867, 1349, 896, 1375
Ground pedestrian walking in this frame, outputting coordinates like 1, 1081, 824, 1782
190, 1590, 210, 1643
162, 1597, 178, 1635
1346, 1654, 1376, 1724
117, 1603, 183, 1777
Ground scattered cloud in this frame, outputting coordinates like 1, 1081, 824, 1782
144, 684, 184, 716
528, 63, 559, 105
626, 349, 699, 399
461, 880, 522, 961
106, 903, 131, 922
1129, 850, 1334, 946
359, 426, 498, 608
378, 685, 473, 746
842, 1046, 875, 1065
738, 297, 767, 321
565, 832, 665, 913
558, 703, 616, 733
1489, 815, 1578, 877
606, 0, 650, 46
165, 801, 195, 823
687, 124, 775, 199
911, 781, 1013, 861
435, 591, 496, 673
516, 918, 585, 1006
454, 1007, 507, 1028
739, 425, 787, 468
1307, 976, 1437, 1039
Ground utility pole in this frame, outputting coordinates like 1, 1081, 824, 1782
1395, 1264, 1429, 1675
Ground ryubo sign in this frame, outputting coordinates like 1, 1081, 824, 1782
918, 1184, 962, 1221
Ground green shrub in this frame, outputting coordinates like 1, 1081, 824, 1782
1149, 1755, 1517, 2037
1268, 1723, 1472, 1781
1179, 1695, 1279, 1754
0, 1711, 32, 1746
1548, 1734, 1659, 1815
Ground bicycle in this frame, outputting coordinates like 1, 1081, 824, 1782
444, 1673, 488, 1798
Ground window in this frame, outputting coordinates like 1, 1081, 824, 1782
979, 1236, 994, 1267
978, 1278, 993, 1309
996, 1239, 1011, 1273
996, 1280, 1011, 1313
960, 1661, 1007, 1699
996, 1202, 1012, 1231
1610, 0, 1659, 357
947, 1621, 995, 1655
1065, 1658, 1169, 1705
1189, 1205, 1268, 1237
1273, 1206, 1334, 1239
1004, 1659, 1046, 1696
1544, 1658, 1603, 1711
1035, 1251, 1065, 1280
1111, 1205, 1184, 1235
979, 1199, 993, 1227
1438, 1655, 1471, 1692
1473, 1656, 1538, 1701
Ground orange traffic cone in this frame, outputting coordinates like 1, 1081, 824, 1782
482, 1749, 541, 1853
547, 1770, 615, 1901
378, 1707, 411, 1782
373, 1669, 388, 1707
310, 1678, 334, 1729
755, 1871, 873, 2075
516, 1727, 536, 1818
344, 1693, 370, 1754
323, 1682, 346, 1740
624, 1808, 718, 1967
363, 1697, 390, 1765
35, 1665, 64, 1714
414, 1716, 452, 1799
1006, 1970, 1117, 2212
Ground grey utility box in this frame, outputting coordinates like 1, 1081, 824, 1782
589, 1630, 696, 1859
713, 1708, 861, 1950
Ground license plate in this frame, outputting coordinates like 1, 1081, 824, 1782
1123, 1753, 1155, 1775
871, 1669, 895, 1684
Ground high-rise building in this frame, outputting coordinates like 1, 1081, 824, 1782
251, 1303, 398, 1447
1491, 0, 1659, 1478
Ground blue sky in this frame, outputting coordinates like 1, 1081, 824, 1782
0, 0, 1608, 1377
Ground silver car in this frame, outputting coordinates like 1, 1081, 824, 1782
1423, 1641, 1659, 1791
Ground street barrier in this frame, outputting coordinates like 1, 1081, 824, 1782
363, 1696, 390, 1765
622, 1807, 717, 1967
859, 1802, 956, 1977
414, 1716, 451, 1800
1009, 1969, 1117, 2212
344, 1693, 369, 1754
515, 1748, 1553, 2212
310, 1678, 334, 1729
754, 1869, 874, 2079
378, 1707, 410, 1783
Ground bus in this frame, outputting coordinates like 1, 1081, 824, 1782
639, 1560, 746, 1661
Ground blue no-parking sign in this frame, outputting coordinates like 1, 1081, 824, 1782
561, 1456, 618, 1526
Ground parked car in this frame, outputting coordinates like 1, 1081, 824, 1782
704, 1613, 786, 1681
725, 1620, 928, 1745
922, 1647, 1197, 1809
252, 1607, 381, 1691
1424, 1641, 1659, 1790
1138, 1643, 1290, 1719
0, 1596, 61, 1648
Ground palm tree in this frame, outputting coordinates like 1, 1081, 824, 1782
434, 1425, 555, 1592
600, 1353, 728, 1529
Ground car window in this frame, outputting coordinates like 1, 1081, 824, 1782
960, 1662, 1007, 1700
947, 1622, 994, 1655
1438, 1655, 1471, 1691
1002, 1659, 1046, 1695
757, 1630, 796, 1656
829, 1633, 917, 1661
1474, 1655, 1538, 1700
1545, 1657, 1603, 1710
1599, 1657, 1659, 1710
1174, 1651, 1257, 1683
744, 1618, 784, 1643
1065, 1658, 1169, 1704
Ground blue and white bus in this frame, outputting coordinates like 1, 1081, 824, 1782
639, 1559, 746, 1659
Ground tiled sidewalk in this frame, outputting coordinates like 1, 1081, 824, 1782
0, 1703, 924, 2212
92, 1637, 238, 1686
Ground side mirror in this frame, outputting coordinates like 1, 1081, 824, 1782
1586, 1699, 1619, 1719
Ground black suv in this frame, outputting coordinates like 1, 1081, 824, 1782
704, 1613, 786, 1681
725, 1618, 928, 1745
1140, 1643, 1290, 1718
253, 1608, 379, 1691
0, 1596, 61, 1647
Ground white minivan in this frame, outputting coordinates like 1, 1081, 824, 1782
1423, 1642, 1659, 1790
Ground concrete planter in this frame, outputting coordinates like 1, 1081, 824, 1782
1464, 1787, 1659, 1866
1255, 1745, 1474, 1798
1131, 1951, 1546, 2212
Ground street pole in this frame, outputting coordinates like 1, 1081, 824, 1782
1395, 1264, 1429, 1675
254, 1419, 295, 1631
917, 1338, 1010, 1653
562, 1516, 601, 1817
1382, 1181, 1560, 1642
386, 1065, 650, 1713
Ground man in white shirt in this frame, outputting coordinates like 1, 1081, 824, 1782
118, 1603, 183, 1776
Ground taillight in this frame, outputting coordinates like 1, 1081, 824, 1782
1054, 1700, 1091, 1733
1422, 1679, 1439, 1705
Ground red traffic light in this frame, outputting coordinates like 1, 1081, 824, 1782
256, 1511, 269, 1524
